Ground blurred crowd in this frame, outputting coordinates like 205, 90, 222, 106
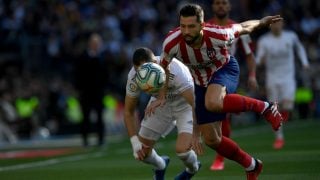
0, 0, 319, 143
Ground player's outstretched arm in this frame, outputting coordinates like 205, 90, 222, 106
237, 15, 283, 35
124, 95, 139, 138
124, 95, 146, 160
144, 52, 173, 115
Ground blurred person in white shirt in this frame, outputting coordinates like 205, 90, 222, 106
256, 20, 310, 149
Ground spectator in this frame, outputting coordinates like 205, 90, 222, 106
73, 33, 108, 147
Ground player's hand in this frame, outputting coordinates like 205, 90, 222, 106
191, 125, 204, 155
144, 99, 166, 117
136, 144, 151, 161
303, 64, 310, 71
192, 135, 204, 155
130, 135, 150, 160
260, 15, 282, 27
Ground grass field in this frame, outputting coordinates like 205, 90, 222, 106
0, 119, 320, 180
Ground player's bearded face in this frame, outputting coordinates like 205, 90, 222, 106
212, 0, 231, 19
183, 32, 201, 45
180, 16, 203, 45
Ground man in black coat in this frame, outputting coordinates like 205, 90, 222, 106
74, 33, 108, 147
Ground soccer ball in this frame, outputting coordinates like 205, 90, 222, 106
135, 62, 166, 93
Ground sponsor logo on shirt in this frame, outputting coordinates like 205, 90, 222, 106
186, 61, 214, 69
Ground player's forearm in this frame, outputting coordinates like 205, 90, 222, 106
239, 15, 282, 35
180, 88, 197, 125
239, 20, 261, 34
124, 96, 139, 137
246, 54, 256, 77
124, 113, 138, 137
180, 88, 195, 108
296, 43, 310, 67
158, 67, 170, 100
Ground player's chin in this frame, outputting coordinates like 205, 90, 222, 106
185, 37, 198, 45
185, 40, 194, 45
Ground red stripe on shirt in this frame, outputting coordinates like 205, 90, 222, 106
204, 29, 229, 41
204, 34, 223, 69
180, 42, 203, 86
165, 27, 180, 38
180, 41, 190, 64
220, 48, 229, 64
194, 48, 208, 86
160, 58, 168, 68
164, 34, 181, 55
162, 31, 182, 68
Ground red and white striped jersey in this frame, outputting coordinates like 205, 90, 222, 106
207, 18, 253, 56
160, 24, 240, 87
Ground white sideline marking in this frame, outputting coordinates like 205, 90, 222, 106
0, 122, 313, 172
0, 152, 104, 172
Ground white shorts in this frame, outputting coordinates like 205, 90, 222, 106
139, 97, 193, 141
266, 79, 296, 102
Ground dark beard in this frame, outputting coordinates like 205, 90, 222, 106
184, 34, 200, 45
215, 13, 227, 20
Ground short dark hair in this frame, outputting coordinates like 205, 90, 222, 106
179, 4, 204, 23
132, 47, 154, 66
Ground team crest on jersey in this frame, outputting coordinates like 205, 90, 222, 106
129, 82, 138, 92
206, 48, 216, 60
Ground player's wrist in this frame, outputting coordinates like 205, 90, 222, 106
249, 71, 256, 78
130, 135, 142, 159
259, 18, 267, 27
130, 135, 140, 145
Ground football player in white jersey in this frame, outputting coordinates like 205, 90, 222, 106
256, 20, 310, 149
124, 47, 200, 180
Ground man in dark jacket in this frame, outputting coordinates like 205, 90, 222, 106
74, 33, 108, 147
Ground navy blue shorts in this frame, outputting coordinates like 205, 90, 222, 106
195, 56, 240, 124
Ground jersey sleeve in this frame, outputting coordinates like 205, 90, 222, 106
160, 51, 173, 69
126, 68, 141, 98
255, 37, 267, 65
160, 28, 181, 69
230, 24, 241, 38
204, 24, 240, 43
292, 32, 309, 67
170, 60, 194, 95
239, 34, 253, 55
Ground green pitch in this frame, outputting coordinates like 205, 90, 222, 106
0, 120, 320, 180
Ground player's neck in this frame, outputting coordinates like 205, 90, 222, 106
213, 16, 229, 26
272, 31, 282, 37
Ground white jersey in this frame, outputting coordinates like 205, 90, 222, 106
126, 57, 194, 139
126, 57, 194, 102
256, 30, 309, 85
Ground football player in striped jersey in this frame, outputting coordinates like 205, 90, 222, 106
157, 4, 283, 180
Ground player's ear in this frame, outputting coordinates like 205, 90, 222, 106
133, 65, 139, 71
